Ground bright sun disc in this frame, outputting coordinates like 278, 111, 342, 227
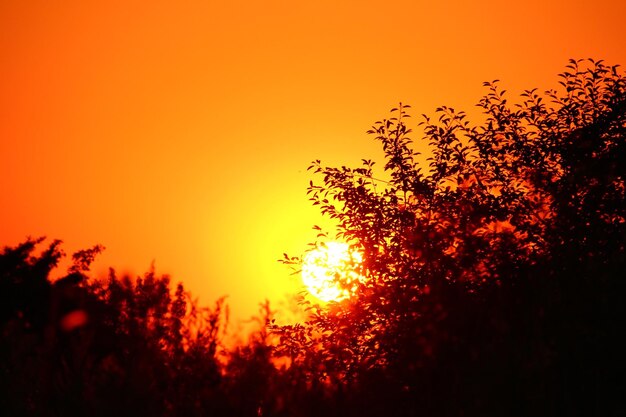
301, 242, 364, 302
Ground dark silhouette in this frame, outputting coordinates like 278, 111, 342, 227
1, 59, 624, 416
276, 58, 625, 416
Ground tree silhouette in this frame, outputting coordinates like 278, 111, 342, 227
275, 58, 625, 416
0, 238, 232, 416
1, 59, 624, 417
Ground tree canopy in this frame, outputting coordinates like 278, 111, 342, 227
275, 58, 625, 416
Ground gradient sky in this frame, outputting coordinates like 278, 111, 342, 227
1, 0, 625, 326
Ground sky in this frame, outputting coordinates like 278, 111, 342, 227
1, 0, 625, 327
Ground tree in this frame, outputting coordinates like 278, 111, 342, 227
0, 239, 230, 417
275, 59, 625, 416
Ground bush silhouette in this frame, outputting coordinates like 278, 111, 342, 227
0, 238, 232, 416
1, 59, 624, 416
274, 58, 625, 416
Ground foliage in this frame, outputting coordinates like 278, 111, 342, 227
1, 59, 624, 416
275, 58, 625, 416
0, 238, 232, 416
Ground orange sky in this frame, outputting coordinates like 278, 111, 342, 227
1, 0, 625, 326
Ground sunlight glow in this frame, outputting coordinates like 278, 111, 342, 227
301, 242, 364, 302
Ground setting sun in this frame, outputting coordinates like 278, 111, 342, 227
301, 241, 364, 302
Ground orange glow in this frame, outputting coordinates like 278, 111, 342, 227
302, 242, 364, 302
59, 310, 89, 332
1, 1, 625, 324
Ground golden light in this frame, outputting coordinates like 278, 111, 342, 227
301, 242, 364, 302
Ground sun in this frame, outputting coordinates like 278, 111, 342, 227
301, 242, 364, 302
